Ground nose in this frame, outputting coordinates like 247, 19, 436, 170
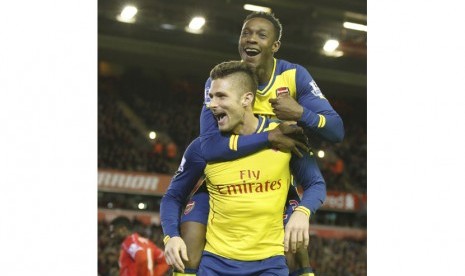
209, 97, 218, 109
246, 34, 257, 44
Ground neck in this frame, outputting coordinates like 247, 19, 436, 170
255, 58, 275, 84
233, 110, 259, 135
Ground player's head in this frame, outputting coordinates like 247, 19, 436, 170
238, 12, 282, 68
110, 216, 132, 242
209, 60, 258, 133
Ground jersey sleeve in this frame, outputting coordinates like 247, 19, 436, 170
295, 64, 345, 143
160, 138, 207, 238
199, 78, 269, 162
290, 151, 326, 215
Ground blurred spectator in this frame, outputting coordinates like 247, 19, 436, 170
110, 216, 169, 276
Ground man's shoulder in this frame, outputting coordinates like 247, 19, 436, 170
276, 58, 307, 74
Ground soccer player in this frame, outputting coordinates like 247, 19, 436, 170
160, 61, 326, 276
110, 216, 170, 276
180, 11, 344, 276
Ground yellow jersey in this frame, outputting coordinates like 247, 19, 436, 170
203, 118, 291, 260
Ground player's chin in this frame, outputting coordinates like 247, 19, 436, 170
218, 125, 229, 132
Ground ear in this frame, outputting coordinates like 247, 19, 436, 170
242, 92, 254, 107
272, 40, 281, 53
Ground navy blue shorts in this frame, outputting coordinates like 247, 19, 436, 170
180, 183, 210, 225
198, 251, 288, 276
180, 183, 301, 226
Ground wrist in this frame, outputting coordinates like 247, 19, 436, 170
296, 106, 306, 123
267, 130, 276, 145
295, 106, 304, 121
294, 206, 311, 219
163, 235, 181, 245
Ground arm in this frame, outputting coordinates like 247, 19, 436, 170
160, 138, 206, 239
159, 138, 206, 273
201, 106, 309, 160
290, 151, 326, 214
270, 65, 345, 143
200, 78, 269, 161
283, 151, 326, 253
200, 104, 269, 161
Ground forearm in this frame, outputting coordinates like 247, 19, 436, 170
299, 180, 326, 215
160, 193, 185, 237
199, 132, 269, 161
200, 105, 269, 161
299, 107, 345, 143
291, 153, 327, 215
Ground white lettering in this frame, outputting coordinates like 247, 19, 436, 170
98, 171, 159, 191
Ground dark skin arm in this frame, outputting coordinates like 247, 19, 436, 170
268, 122, 309, 157
269, 94, 304, 121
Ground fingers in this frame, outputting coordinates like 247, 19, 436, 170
290, 230, 297, 253
303, 231, 310, 249
269, 98, 277, 105
164, 239, 187, 273
166, 249, 185, 273
291, 147, 303, 158
295, 141, 309, 153
173, 251, 185, 273
288, 124, 304, 135
284, 228, 290, 252
180, 246, 189, 262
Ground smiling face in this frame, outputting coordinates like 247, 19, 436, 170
238, 17, 281, 69
208, 74, 249, 133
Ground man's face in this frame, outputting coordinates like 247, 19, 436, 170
208, 76, 246, 133
238, 17, 278, 68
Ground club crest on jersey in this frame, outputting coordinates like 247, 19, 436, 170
184, 200, 195, 215
276, 87, 290, 97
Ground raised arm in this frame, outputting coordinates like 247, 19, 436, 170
270, 64, 344, 143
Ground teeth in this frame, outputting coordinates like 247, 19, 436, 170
216, 114, 226, 121
244, 48, 260, 57
245, 48, 259, 53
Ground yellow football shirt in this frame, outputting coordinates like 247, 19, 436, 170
203, 119, 291, 260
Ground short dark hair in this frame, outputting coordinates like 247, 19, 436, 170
210, 60, 258, 95
244, 11, 283, 41
110, 216, 132, 230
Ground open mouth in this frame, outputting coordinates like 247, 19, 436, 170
244, 48, 260, 57
215, 112, 227, 124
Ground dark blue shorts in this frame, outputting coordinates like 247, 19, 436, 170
198, 251, 288, 276
180, 183, 210, 225
180, 182, 301, 226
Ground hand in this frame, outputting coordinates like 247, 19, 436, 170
268, 122, 309, 157
284, 211, 310, 253
269, 94, 304, 121
164, 236, 189, 273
